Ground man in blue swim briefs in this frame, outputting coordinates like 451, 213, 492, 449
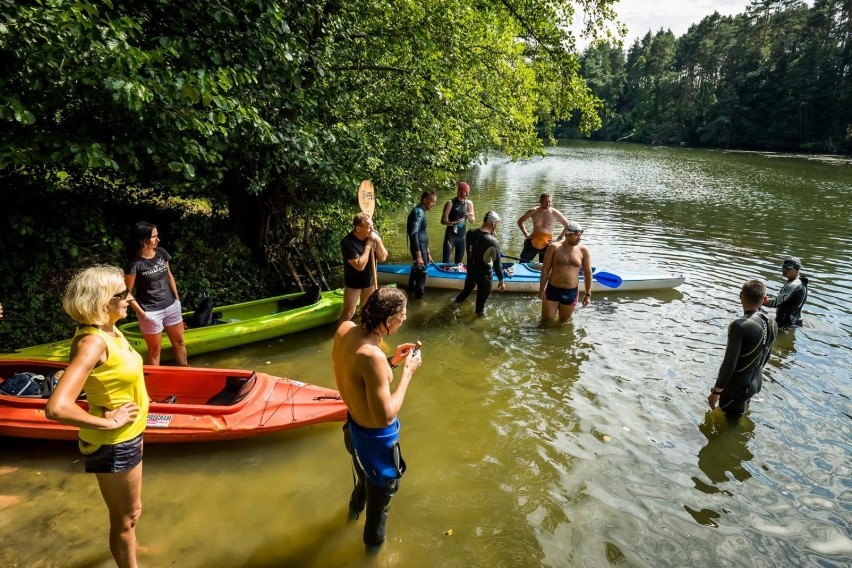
331, 287, 422, 547
539, 221, 592, 322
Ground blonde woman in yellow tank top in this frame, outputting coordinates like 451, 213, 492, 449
46, 266, 149, 568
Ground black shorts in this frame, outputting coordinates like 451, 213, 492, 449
81, 433, 144, 474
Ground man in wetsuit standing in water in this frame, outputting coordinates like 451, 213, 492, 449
440, 181, 475, 264
454, 211, 505, 314
764, 256, 808, 327
332, 287, 421, 547
709, 279, 778, 418
539, 222, 592, 322
407, 190, 438, 299
517, 193, 571, 262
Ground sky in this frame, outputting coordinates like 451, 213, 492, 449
598, 0, 813, 47
612, 0, 753, 45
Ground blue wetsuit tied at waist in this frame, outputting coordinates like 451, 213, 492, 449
345, 414, 406, 487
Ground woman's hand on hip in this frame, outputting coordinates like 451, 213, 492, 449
107, 402, 140, 428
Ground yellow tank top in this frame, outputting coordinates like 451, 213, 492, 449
75, 326, 149, 446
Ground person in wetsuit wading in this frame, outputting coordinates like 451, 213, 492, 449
709, 279, 778, 418
440, 181, 475, 264
406, 190, 438, 299
764, 256, 808, 327
454, 211, 505, 314
332, 287, 422, 547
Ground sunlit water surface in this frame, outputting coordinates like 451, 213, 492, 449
2, 142, 851, 567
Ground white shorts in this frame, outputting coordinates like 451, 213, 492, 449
138, 299, 183, 335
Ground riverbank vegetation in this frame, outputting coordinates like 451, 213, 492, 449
0, 0, 621, 350
564, 0, 852, 153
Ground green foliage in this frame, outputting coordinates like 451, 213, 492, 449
0, 168, 272, 351
570, 0, 852, 153
0, 0, 624, 349
0, 0, 619, 196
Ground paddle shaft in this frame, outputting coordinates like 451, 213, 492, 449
499, 254, 622, 288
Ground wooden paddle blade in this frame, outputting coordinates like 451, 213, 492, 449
593, 271, 623, 288
358, 180, 376, 216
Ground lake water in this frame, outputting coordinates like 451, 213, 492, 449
2, 141, 851, 567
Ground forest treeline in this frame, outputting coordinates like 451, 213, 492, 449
564, 0, 852, 153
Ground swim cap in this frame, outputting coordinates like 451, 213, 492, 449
458, 181, 470, 192
566, 221, 584, 233
781, 256, 801, 270
483, 211, 501, 223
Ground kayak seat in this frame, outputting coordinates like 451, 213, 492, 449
277, 285, 321, 313
205, 372, 258, 406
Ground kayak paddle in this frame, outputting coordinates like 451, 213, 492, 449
593, 271, 622, 288
358, 180, 379, 291
500, 252, 622, 288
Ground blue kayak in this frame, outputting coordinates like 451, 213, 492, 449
375, 262, 685, 293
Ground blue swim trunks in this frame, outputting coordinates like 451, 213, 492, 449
545, 284, 579, 306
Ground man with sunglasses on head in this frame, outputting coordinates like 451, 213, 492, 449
763, 256, 808, 327
539, 222, 592, 322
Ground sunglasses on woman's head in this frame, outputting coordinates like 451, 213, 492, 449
112, 289, 130, 300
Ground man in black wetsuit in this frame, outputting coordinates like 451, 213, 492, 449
454, 211, 506, 314
709, 279, 778, 418
406, 190, 437, 299
764, 256, 808, 327
440, 181, 475, 264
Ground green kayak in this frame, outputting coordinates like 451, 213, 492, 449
5, 287, 344, 362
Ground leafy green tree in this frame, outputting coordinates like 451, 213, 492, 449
572, 0, 850, 153
0, 1, 618, 263
579, 41, 626, 139
0, 0, 623, 347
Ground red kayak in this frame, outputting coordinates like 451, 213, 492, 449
0, 359, 346, 443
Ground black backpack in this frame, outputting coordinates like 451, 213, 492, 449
0, 372, 55, 397
184, 295, 214, 328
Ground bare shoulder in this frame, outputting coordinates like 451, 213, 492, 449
334, 321, 358, 340
69, 332, 108, 366
72, 332, 107, 353
353, 342, 387, 382
355, 342, 385, 362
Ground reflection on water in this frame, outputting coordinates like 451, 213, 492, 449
2, 141, 851, 567
697, 412, 755, 486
